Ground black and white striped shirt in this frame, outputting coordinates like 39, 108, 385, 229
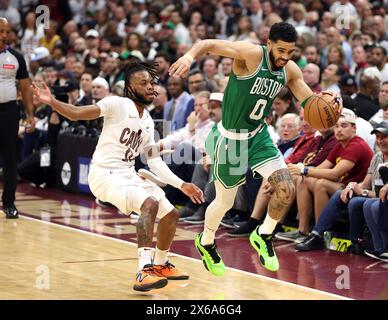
0, 47, 29, 103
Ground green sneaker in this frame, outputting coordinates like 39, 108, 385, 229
194, 233, 226, 276
249, 227, 279, 272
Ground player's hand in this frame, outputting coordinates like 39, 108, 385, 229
169, 54, 193, 78
379, 184, 388, 202
321, 91, 343, 118
31, 82, 54, 106
262, 181, 274, 196
181, 182, 205, 204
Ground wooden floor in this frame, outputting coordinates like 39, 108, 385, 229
0, 212, 343, 300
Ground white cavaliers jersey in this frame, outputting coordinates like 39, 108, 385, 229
93, 96, 155, 169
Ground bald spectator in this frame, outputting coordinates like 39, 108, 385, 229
91, 76, 110, 102
302, 63, 321, 93
352, 67, 381, 120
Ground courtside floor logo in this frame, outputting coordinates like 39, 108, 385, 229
61, 162, 71, 186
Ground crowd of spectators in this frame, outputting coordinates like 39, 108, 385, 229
1, 0, 388, 261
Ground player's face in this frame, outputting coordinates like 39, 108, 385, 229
267, 40, 295, 69
129, 71, 156, 105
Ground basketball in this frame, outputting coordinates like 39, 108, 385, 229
303, 92, 340, 130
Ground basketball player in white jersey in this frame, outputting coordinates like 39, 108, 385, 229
31, 62, 204, 292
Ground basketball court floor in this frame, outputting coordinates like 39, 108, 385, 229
0, 183, 387, 300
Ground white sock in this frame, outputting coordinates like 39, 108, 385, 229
201, 223, 217, 246
258, 214, 278, 235
153, 247, 169, 265
201, 181, 238, 246
138, 247, 154, 270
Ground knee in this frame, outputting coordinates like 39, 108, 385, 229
141, 197, 159, 217
274, 180, 295, 204
313, 179, 326, 193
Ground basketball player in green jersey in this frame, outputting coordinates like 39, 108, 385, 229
169, 22, 341, 273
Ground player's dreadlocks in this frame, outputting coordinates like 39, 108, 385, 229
124, 62, 158, 105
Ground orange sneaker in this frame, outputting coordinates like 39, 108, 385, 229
133, 264, 168, 292
152, 262, 189, 280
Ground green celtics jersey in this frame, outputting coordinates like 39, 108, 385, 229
221, 45, 287, 131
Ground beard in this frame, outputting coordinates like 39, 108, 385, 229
129, 86, 154, 106
269, 50, 287, 71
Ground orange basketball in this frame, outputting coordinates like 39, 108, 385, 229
304, 92, 340, 130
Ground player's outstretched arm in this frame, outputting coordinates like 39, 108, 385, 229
286, 61, 342, 114
145, 145, 204, 204
31, 82, 101, 121
169, 40, 261, 78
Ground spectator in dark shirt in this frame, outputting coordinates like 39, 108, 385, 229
352, 67, 381, 120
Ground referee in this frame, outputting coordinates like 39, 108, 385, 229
0, 17, 35, 218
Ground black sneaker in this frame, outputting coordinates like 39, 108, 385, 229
295, 233, 324, 251
178, 206, 195, 221
3, 204, 19, 219
185, 205, 206, 224
227, 220, 257, 237
364, 249, 388, 262
220, 211, 237, 228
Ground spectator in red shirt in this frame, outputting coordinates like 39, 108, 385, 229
285, 109, 374, 242
285, 109, 316, 165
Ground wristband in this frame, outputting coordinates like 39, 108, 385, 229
301, 95, 313, 108
303, 167, 309, 176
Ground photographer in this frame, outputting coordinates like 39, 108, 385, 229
17, 81, 71, 188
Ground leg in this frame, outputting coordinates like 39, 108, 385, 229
156, 208, 179, 251
348, 196, 368, 244
201, 180, 239, 245
134, 197, 168, 291
313, 179, 344, 222
250, 167, 295, 272
153, 206, 189, 280
194, 180, 238, 276
364, 199, 384, 251
0, 104, 19, 208
251, 180, 271, 220
137, 197, 159, 248
296, 176, 317, 234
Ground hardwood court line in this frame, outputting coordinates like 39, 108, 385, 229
63, 257, 137, 264
20, 215, 350, 300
